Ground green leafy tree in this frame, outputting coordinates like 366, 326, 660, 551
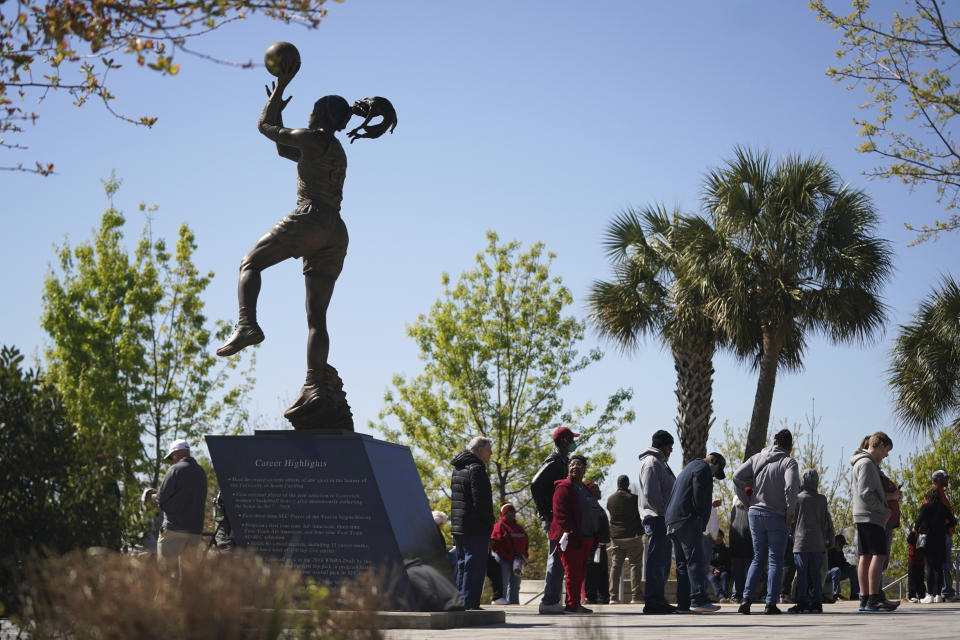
41, 174, 255, 542
588, 205, 723, 465
811, 0, 960, 241
375, 231, 635, 521
695, 147, 893, 459
1, 0, 341, 174
889, 276, 960, 434
0, 345, 123, 614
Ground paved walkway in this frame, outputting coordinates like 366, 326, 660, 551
383, 600, 960, 639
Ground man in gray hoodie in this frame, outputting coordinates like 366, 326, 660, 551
637, 429, 677, 614
789, 468, 834, 613
851, 431, 900, 612
732, 428, 800, 615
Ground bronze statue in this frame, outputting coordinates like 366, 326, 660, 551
217, 43, 396, 430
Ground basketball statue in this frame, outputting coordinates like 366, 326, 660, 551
217, 42, 397, 431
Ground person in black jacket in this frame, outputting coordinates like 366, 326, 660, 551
606, 474, 644, 603
530, 426, 579, 614
916, 486, 958, 603
450, 436, 495, 609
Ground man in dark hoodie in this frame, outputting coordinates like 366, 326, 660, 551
789, 468, 834, 613
665, 452, 727, 613
637, 429, 677, 614
531, 426, 579, 614
450, 436, 495, 609
733, 428, 800, 615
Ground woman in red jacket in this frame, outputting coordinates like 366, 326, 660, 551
550, 454, 596, 614
490, 503, 529, 604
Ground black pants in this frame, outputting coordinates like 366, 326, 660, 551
486, 552, 503, 600
925, 555, 945, 598
908, 561, 926, 599
585, 544, 610, 603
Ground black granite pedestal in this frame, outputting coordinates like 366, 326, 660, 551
206, 431, 460, 611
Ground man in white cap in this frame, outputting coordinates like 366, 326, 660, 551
931, 469, 956, 601
156, 438, 207, 578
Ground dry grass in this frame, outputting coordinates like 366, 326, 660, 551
14, 548, 382, 639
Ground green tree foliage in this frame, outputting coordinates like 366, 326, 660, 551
890, 428, 960, 578
0, 0, 341, 174
375, 231, 635, 520
40, 174, 255, 543
0, 345, 123, 614
694, 147, 893, 460
889, 276, 960, 434
811, 0, 960, 241
588, 206, 722, 466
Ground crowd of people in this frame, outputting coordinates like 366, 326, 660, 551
445, 427, 958, 615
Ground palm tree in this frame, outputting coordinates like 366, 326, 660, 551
889, 276, 960, 434
588, 205, 721, 465
696, 147, 893, 459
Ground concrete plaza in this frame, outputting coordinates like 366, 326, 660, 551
383, 600, 960, 640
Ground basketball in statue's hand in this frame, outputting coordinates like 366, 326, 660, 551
264, 41, 301, 77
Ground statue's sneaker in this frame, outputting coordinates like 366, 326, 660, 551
283, 383, 326, 420
216, 322, 264, 357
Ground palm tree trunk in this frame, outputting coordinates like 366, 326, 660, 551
745, 329, 781, 460
673, 343, 716, 466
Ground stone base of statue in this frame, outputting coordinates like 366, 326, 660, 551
206, 430, 461, 611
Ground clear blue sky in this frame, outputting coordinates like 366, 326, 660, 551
2, 1, 954, 491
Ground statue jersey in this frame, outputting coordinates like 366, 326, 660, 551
297, 133, 347, 212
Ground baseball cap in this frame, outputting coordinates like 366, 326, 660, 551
932, 469, 949, 480
552, 426, 579, 441
164, 438, 190, 461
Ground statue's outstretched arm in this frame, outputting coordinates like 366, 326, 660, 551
261, 82, 299, 161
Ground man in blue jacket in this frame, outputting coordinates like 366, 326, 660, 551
665, 452, 726, 613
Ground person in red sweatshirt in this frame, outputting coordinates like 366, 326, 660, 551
490, 503, 530, 604
550, 455, 596, 614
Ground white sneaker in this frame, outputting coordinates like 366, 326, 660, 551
908, 597, 919, 603
933, 595, 943, 603
920, 594, 935, 604
538, 602, 565, 614
492, 598, 509, 605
